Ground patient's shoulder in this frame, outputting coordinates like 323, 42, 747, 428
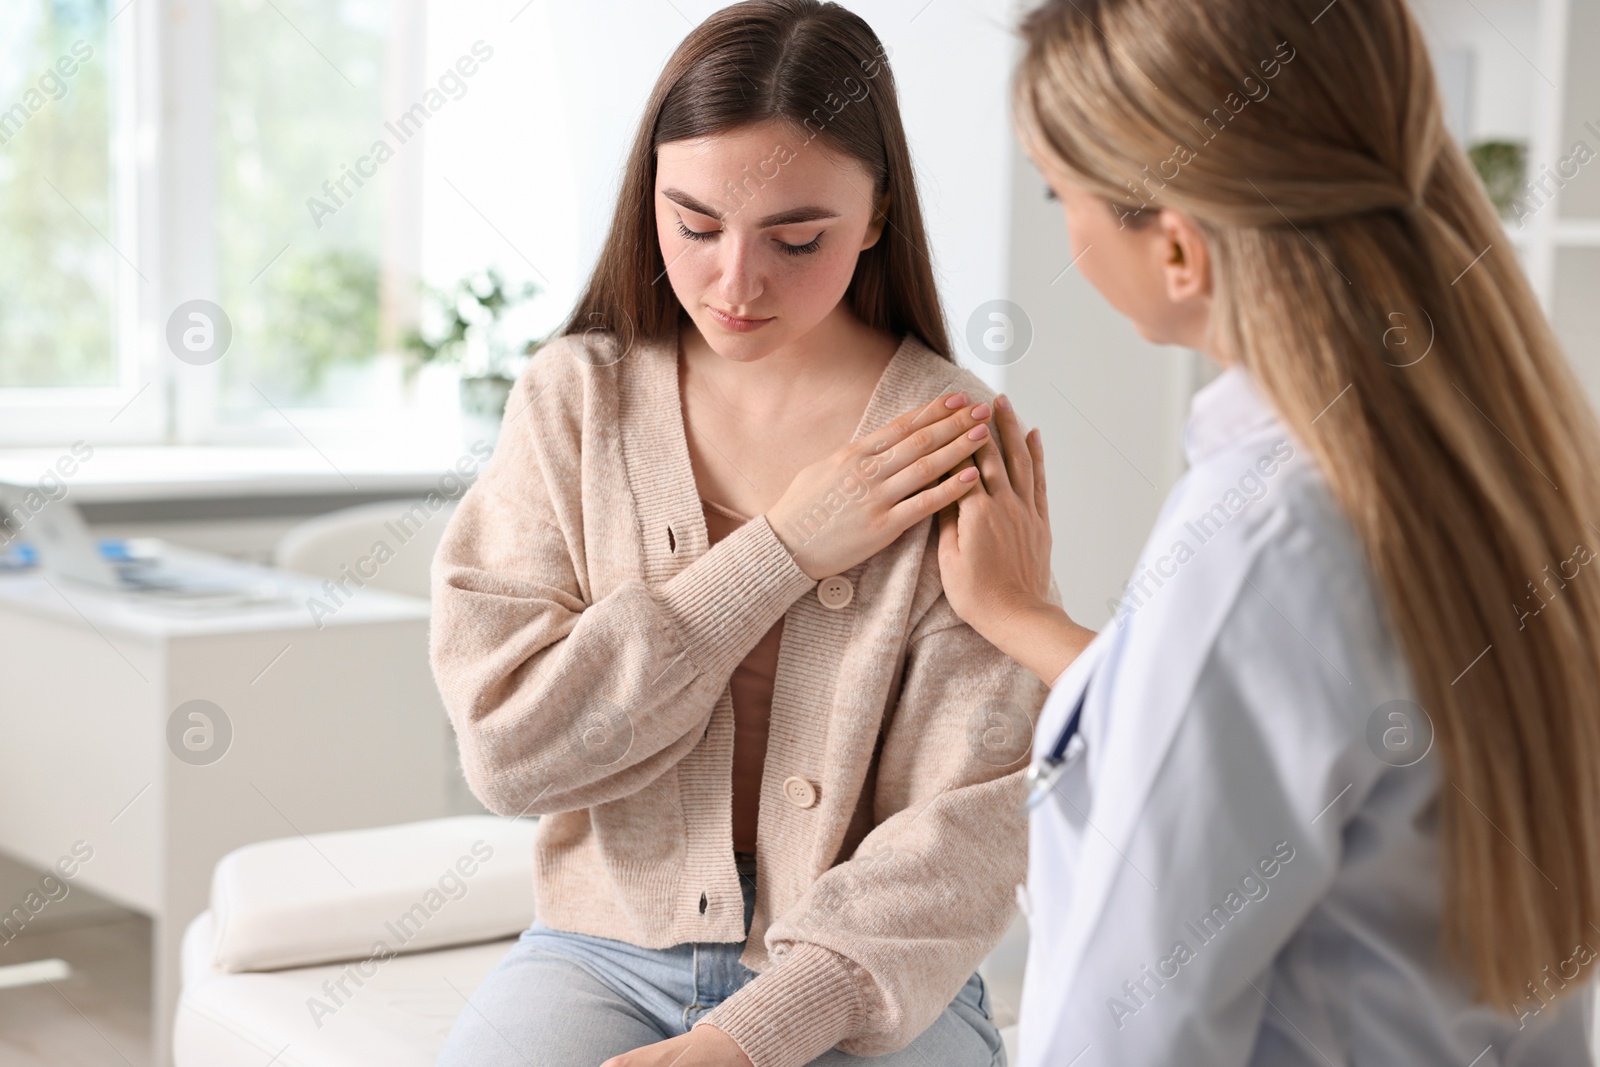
894, 334, 995, 404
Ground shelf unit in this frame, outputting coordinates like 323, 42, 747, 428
1537, 0, 1600, 401
1413, 0, 1600, 398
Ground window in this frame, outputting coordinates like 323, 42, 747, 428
0, 0, 578, 450
0, 0, 115, 390
214, 0, 393, 417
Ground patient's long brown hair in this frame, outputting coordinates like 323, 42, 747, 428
1018, 0, 1600, 1010
565, 0, 950, 359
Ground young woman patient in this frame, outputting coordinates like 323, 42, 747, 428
429, 3, 1046, 1066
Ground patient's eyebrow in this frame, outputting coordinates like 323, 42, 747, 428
662, 189, 725, 220
660, 188, 840, 229
754, 205, 839, 228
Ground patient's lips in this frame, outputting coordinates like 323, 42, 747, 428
706, 306, 774, 333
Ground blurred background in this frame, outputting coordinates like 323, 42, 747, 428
0, 0, 1594, 1064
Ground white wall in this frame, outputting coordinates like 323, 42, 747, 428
418, 2, 583, 340
1406, 0, 1542, 143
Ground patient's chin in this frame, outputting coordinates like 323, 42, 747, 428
694, 322, 789, 364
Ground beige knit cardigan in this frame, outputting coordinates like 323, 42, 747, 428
429, 330, 1048, 1067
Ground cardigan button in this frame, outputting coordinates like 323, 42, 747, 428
782, 775, 818, 808
817, 576, 853, 610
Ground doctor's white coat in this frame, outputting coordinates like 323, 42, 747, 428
1018, 367, 1594, 1066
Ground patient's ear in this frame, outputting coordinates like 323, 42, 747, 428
862, 192, 891, 250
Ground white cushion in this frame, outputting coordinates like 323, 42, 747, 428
207, 816, 539, 973
182, 813, 1021, 1065
177, 908, 517, 1067
177, 911, 1019, 1067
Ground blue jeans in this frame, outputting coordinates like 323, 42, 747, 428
436, 852, 1005, 1066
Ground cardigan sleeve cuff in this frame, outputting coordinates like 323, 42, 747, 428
657, 514, 816, 680
693, 943, 865, 1067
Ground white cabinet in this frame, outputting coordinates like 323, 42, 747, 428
1546, 0, 1600, 399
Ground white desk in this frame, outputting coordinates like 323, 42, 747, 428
0, 445, 484, 564
0, 548, 458, 1066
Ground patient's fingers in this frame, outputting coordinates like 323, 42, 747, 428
891, 463, 981, 528
863, 392, 970, 456
868, 399, 992, 485
881, 422, 991, 501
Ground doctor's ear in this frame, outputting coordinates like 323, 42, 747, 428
862, 191, 891, 250
1157, 209, 1212, 303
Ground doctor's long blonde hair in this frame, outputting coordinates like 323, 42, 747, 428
1017, 0, 1600, 1010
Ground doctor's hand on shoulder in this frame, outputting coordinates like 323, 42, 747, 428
936, 394, 1095, 687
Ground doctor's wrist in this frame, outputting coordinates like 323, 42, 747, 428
982, 602, 1094, 687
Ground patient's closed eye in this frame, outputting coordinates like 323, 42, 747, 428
778, 233, 823, 256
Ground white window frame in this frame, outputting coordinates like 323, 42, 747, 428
0, 0, 432, 450
0, 0, 161, 446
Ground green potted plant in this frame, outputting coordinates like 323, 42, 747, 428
1467, 140, 1527, 220
402, 269, 542, 435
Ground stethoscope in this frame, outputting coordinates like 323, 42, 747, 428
1022, 678, 1088, 811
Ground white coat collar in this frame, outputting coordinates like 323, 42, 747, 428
1182, 365, 1279, 467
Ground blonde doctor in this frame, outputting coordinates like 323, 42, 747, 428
937, 0, 1600, 1063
